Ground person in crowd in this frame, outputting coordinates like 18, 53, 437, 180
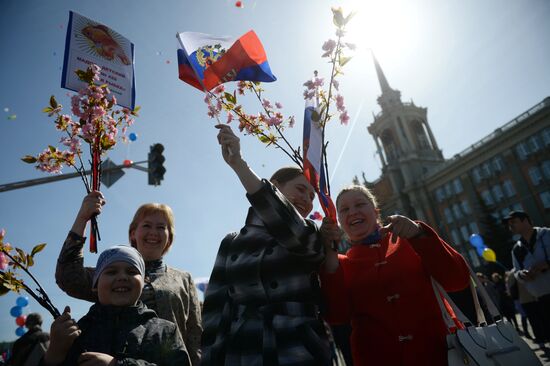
506, 270, 539, 340
504, 210, 550, 343
491, 272, 518, 328
43, 245, 190, 365
55, 195, 202, 364
476, 272, 500, 320
8, 313, 49, 366
320, 185, 470, 366
201, 124, 331, 365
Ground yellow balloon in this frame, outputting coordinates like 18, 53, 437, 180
482, 248, 497, 262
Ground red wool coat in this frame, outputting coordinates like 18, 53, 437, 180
321, 222, 469, 366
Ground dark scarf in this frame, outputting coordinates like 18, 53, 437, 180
356, 226, 382, 246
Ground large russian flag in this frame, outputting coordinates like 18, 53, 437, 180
303, 97, 336, 221
176, 30, 276, 91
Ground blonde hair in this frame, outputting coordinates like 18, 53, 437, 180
128, 203, 175, 254
336, 185, 379, 209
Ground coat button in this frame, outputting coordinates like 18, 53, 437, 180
270, 281, 278, 289
231, 254, 238, 261
240, 228, 248, 235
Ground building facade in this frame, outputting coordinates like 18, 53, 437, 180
363, 57, 550, 268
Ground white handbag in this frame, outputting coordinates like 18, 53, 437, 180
432, 266, 542, 366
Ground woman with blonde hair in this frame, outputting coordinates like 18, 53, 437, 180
55, 193, 202, 365
320, 185, 470, 366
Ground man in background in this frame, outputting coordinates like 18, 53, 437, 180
8, 313, 49, 366
505, 210, 550, 344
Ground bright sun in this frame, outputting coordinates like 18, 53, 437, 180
340, 0, 420, 62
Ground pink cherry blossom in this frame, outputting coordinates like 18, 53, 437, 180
339, 110, 350, 125
322, 39, 337, 57
288, 116, 295, 128
275, 102, 283, 109
335, 94, 345, 112
0, 253, 8, 270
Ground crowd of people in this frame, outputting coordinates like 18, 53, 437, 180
4, 125, 549, 365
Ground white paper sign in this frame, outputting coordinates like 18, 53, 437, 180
61, 11, 135, 109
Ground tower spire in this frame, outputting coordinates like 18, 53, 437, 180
371, 51, 391, 94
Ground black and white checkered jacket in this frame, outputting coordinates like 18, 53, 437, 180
201, 180, 331, 366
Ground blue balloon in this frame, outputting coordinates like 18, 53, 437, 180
16, 296, 29, 307
15, 327, 26, 337
476, 245, 486, 256
129, 132, 137, 141
10, 306, 23, 318
469, 234, 484, 247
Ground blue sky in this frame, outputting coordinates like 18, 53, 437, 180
1, 0, 549, 341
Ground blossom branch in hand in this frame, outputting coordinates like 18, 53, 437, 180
21, 64, 139, 253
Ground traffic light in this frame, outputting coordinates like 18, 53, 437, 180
148, 143, 166, 186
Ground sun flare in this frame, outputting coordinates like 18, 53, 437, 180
340, 0, 420, 63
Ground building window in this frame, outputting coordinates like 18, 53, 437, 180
469, 222, 479, 234
492, 156, 505, 172
501, 207, 511, 218
540, 191, 550, 209
444, 207, 453, 223
502, 180, 516, 197
435, 188, 445, 202
481, 190, 494, 206
460, 226, 470, 241
529, 166, 543, 186
528, 136, 541, 152
453, 178, 463, 194
461, 200, 472, 215
542, 127, 550, 146
451, 230, 461, 244
511, 203, 523, 211
445, 183, 453, 197
492, 185, 504, 202
481, 162, 491, 178
542, 160, 550, 180
452, 204, 462, 219
468, 249, 481, 267
516, 142, 529, 160
472, 167, 482, 183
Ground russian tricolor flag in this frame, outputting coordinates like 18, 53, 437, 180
176, 30, 276, 91
303, 97, 337, 221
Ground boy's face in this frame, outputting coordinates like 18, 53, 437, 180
95, 261, 143, 306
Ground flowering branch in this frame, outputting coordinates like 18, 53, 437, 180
0, 229, 60, 319
21, 64, 139, 253
303, 7, 355, 194
204, 82, 302, 167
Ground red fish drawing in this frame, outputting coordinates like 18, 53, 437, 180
82, 24, 131, 65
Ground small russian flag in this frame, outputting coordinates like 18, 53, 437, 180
176, 30, 276, 91
303, 97, 337, 221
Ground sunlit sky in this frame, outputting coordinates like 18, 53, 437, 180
1, 0, 549, 342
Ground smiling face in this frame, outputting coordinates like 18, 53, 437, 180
96, 261, 143, 306
337, 190, 379, 242
130, 212, 171, 261
273, 175, 315, 218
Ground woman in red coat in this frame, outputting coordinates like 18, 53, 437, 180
320, 185, 470, 366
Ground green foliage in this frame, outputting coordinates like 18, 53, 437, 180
21, 155, 37, 164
